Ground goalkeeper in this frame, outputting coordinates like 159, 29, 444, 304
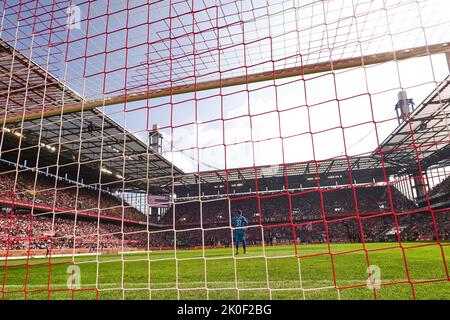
232, 210, 248, 255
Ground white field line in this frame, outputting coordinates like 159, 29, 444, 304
0, 252, 101, 261
1, 279, 417, 289
118, 251, 153, 254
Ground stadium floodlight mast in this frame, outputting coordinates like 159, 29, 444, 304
1, 42, 449, 125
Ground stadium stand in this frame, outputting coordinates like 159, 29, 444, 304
1, 0, 450, 301
0, 162, 146, 222
3, 179, 447, 252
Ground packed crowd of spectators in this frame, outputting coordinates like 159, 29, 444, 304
146, 185, 448, 247
0, 212, 148, 251
165, 211, 450, 247
0, 164, 145, 222
160, 185, 418, 227
2, 165, 450, 252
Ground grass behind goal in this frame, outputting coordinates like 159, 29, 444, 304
2, 243, 450, 300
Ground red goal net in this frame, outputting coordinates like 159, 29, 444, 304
1, 0, 450, 300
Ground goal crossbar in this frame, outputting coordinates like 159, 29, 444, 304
3, 42, 450, 125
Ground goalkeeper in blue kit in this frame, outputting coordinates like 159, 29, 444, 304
232, 210, 248, 255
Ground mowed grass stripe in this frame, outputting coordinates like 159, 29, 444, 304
1, 243, 450, 300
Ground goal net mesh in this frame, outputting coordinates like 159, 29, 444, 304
1, 0, 450, 300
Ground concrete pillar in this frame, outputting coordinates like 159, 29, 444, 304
446, 52, 450, 74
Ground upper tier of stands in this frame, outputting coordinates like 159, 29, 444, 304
0, 162, 146, 222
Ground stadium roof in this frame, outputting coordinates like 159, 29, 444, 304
0, 38, 184, 193
0, 38, 84, 123
375, 76, 450, 173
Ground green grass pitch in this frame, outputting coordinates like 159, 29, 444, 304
2, 242, 450, 300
